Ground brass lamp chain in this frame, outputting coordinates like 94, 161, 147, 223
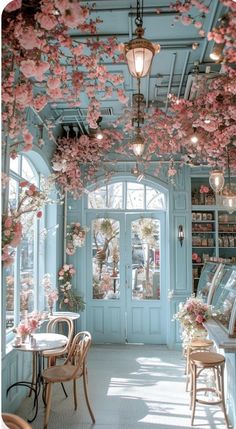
137, 78, 141, 129
135, 0, 144, 27
227, 145, 231, 190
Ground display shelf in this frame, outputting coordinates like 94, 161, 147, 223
191, 178, 236, 292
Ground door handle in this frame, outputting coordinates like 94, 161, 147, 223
126, 264, 131, 288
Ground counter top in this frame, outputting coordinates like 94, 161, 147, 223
204, 319, 236, 353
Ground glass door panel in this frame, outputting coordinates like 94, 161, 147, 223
131, 218, 160, 300
92, 218, 120, 300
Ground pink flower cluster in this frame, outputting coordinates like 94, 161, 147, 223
199, 185, 209, 194
2, 215, 22, 267
66, 222, 89, 255
52, 130, 123, 198
58, 264, 76, 283
2, 0, 124, 153
16, 316, 39, 336
174, 295, 212, 332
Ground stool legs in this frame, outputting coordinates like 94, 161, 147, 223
219, 363, 230, 428
191, 364, 197, 425
190, 357, 230, 428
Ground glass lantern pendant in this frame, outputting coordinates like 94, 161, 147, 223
124, 1, 160, 78
209, 169, 225, 193
132, 128, 145, 157
221, 187, 236, 214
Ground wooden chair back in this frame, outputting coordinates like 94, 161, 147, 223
43, 316, 74, 362
65, 331, 92, 378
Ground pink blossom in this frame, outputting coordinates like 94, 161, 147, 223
4, 0, 22, 12
47, 77, 61, 89
18, 27, 41, 50
23, 130, 33, 145
196, 314, 204, 324
194, 21, 202, 29
20, 60, 36, 78
4, 217, 12, 228
181, 15, 193, 26
36, 13, 58, 30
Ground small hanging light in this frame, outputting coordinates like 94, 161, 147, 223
132, 128, 145, 157
124, 0, 160, 78
209, 169, 225, 194
219, 145, 236, 214
221, 188, 236, 214
209, 43, 224, 62
190, 127, 199, 144
95, 127, 104, 140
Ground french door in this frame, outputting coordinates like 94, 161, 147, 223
86, 211, 167, 344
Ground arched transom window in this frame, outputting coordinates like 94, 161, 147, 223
88, 182, 166, 210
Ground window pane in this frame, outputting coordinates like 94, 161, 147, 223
127, 182, 144, 209
10, 157, 19, 174
6, 265, 15, 332
9, 178, 18, 210
107, 183, 123, 209
146, 187, 166, 210
22, 157, 38, 185
20, 212, 35, 316
88, 186, 106, 208
92, 218, 120, 300
131, 218, 160, 300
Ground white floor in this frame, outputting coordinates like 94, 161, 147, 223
16, 344, 231, 429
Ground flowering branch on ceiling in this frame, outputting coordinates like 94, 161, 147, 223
51, 129, 123, 198
2, 0, 125, 156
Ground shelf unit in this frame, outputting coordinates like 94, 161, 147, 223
191, 179, 236, 293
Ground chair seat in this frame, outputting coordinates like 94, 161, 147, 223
190, 339, 213, 348
43, 363, 83, 383
190, 351, 225, 366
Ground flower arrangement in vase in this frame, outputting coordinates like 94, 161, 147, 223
199, 185, 210, 205
66, 222, 89, 255
15, 316, 40, 343
58, 264, 85, 312
42, 273, 58, 315
173, 295, 212, 349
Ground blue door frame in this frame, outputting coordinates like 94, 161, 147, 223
86, 210, 167, 344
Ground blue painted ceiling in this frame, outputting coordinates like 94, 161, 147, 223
34, 0, 226, 141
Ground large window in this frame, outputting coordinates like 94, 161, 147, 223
88, 181, 166, 210
5, 156, 44, 335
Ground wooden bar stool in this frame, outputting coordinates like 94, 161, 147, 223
185, 338, 214, 391
190, 351, 230, 428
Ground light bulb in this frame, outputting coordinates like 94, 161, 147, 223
209, 169, 225, 193
134, 50, 144, 74
95, 127, 104, 140
190, 135, 199, 144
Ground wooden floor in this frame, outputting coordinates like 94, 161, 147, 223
16, 344, 230, 428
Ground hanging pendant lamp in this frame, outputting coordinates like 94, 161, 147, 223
124, 0, 160, 78
220, 145, 236, 214
209, 169, 225, 194
132, 128, 145, 157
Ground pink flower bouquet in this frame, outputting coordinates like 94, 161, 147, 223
199, 185, 209, 194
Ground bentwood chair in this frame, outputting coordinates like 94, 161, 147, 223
2, 413, 32, 429
42, 331, 95, 429
42, 316, 74, 367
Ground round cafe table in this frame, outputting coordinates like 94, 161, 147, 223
7, 333, 68, 423
49, 311, 80, 321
